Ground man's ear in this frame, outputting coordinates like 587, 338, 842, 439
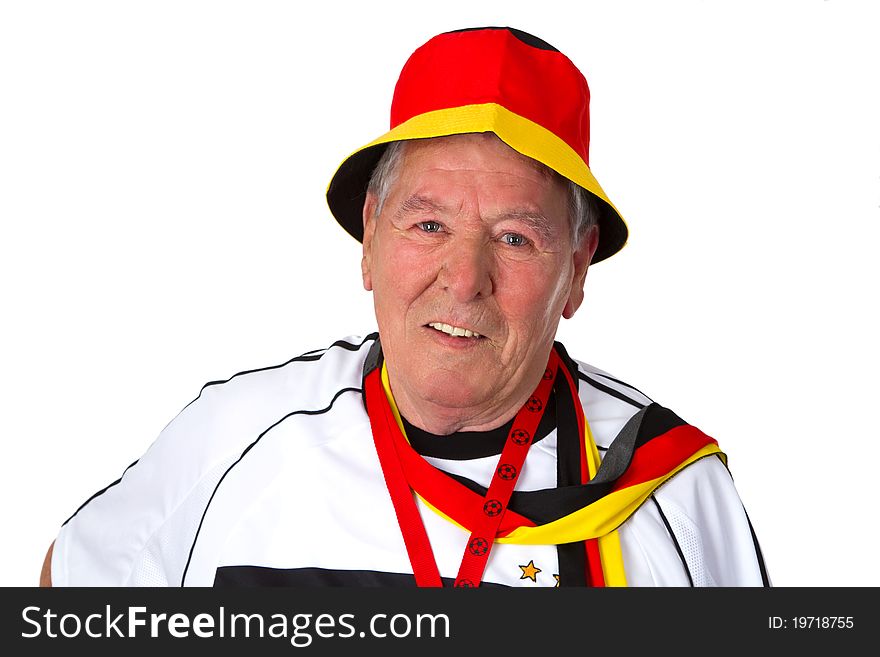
361, 192, 378, 291
562, 224, 599, 319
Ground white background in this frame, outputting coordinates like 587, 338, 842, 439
2, 0, 877, 587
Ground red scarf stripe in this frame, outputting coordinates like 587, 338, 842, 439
556, 363, 590, 477
611, 425, 718, 493
373, 372, 538, 534
369, 351, 563, 587
366, 369, 443, 586
453, 354, 560, 586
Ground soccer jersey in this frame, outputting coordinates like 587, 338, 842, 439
51, 333, 769, 587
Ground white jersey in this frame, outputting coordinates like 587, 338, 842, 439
51, 334, 769, 587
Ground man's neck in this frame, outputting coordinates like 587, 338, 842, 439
386, 377, 536, 435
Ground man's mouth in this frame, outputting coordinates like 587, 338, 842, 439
426, 322, 482, 338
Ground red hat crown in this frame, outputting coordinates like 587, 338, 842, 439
391, 27, 592, 165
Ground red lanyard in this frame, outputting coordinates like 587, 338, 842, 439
366, 350, 560, 587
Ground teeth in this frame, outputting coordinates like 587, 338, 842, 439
428, 322, 481, 338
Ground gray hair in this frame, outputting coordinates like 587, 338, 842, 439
367, 138, 599, 248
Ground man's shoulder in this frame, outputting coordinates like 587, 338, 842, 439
568, 356, 654, 410
182, 333, 377, 414
566, 353, 726, 473
564, 353, 671, 450
147, 333, 377, 463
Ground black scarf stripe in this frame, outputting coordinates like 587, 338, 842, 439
439, 403, 689, 524
552, 360, 587, 586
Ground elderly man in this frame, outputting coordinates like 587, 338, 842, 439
42, 27, 768, 587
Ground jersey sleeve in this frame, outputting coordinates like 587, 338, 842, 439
651, 454, 770, 586
50, 336, 374, 586
50, 385, 245, 586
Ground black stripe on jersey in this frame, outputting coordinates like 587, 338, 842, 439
651, 496, 694, 586
718, 459, 771, 587
744, 508, 771, 587
181, 386, 363, 586
403, 390, 557, 459
588, 371, 654, 403
296, 336, 377, 359
213, 565, 508, 588
183, 333, 378, 411
61, 459, 140, 527
577, 372, 646, 410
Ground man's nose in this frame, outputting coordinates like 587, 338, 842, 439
438, 237, 494, 302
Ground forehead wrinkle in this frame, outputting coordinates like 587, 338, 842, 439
394, 194, 449, 220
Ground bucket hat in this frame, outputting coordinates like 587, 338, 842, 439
326, 26, 628, 263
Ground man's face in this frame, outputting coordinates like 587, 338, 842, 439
361, 133, 597, 432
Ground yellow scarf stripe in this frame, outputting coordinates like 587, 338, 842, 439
598, 531, 628, 587
421, 492, 628, 584
381, 363, 406, 436
582, 406, 627, 585
584, 416, 601, 480
497, 444, 723, 545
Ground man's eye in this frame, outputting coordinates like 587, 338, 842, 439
417, 221, 443, 233
501, 232, 528, 247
